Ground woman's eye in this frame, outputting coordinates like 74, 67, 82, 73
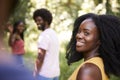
84, 32, 89, 36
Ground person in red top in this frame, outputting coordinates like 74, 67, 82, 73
0, 0, 34, 80
8, 20, 25, 65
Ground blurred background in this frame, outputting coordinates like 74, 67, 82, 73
4, 0, 120, 80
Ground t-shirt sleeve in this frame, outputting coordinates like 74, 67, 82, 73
38, 33, 50, 50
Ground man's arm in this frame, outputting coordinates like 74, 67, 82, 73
34, 48, 46, 76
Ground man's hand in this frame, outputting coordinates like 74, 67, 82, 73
33, 59, 40, 77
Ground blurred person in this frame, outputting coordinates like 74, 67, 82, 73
0, 0, 18, 51
8, 20, 25, 65
33, 8, 60, 80
0, 0, 34, 80
66, 13, 120, 80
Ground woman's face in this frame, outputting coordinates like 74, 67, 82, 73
17, 22, 24, 33
76, 18, 100, 53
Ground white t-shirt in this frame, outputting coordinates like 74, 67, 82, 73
37, 28, 60, 78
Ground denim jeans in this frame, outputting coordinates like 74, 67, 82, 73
36, 74, 59, 80
12, 54, 24, 65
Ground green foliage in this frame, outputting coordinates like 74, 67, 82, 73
60, 52, 83, 80
94, 0, 103, 5
6, 0, 120, 80
110, 75, 120, 80
95, 0, 120, 17
9, 0, 35, 23
24, 51, 36, 71
59, 40, 83, 80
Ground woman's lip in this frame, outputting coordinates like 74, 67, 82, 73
76, 42, 85, 47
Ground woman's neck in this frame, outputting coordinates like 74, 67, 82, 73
84, 53, 99, 61
83, 49, 99, 61
83, 45, 100, 61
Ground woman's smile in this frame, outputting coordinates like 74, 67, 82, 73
76, 41, 85, 47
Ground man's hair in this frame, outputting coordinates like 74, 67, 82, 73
66, 13, 120, 77
33, 8, 53, 25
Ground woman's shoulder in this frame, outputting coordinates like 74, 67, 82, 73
77, 63, 102, 80
76, 57, 109, 80
68, 60, 102, 80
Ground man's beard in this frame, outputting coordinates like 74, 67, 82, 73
38, 25, 45, 31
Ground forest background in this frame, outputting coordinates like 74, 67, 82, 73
4, 0, 120, 80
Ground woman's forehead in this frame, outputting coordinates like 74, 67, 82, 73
79, 18, 98, 33
81, 18, 93, 25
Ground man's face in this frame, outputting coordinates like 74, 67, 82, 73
34, 16, 46, 31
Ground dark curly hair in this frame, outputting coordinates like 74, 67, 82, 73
33, 8, 53, 25
66, 13, 120, 77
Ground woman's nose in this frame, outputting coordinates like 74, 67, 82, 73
76, 32, 83, 39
